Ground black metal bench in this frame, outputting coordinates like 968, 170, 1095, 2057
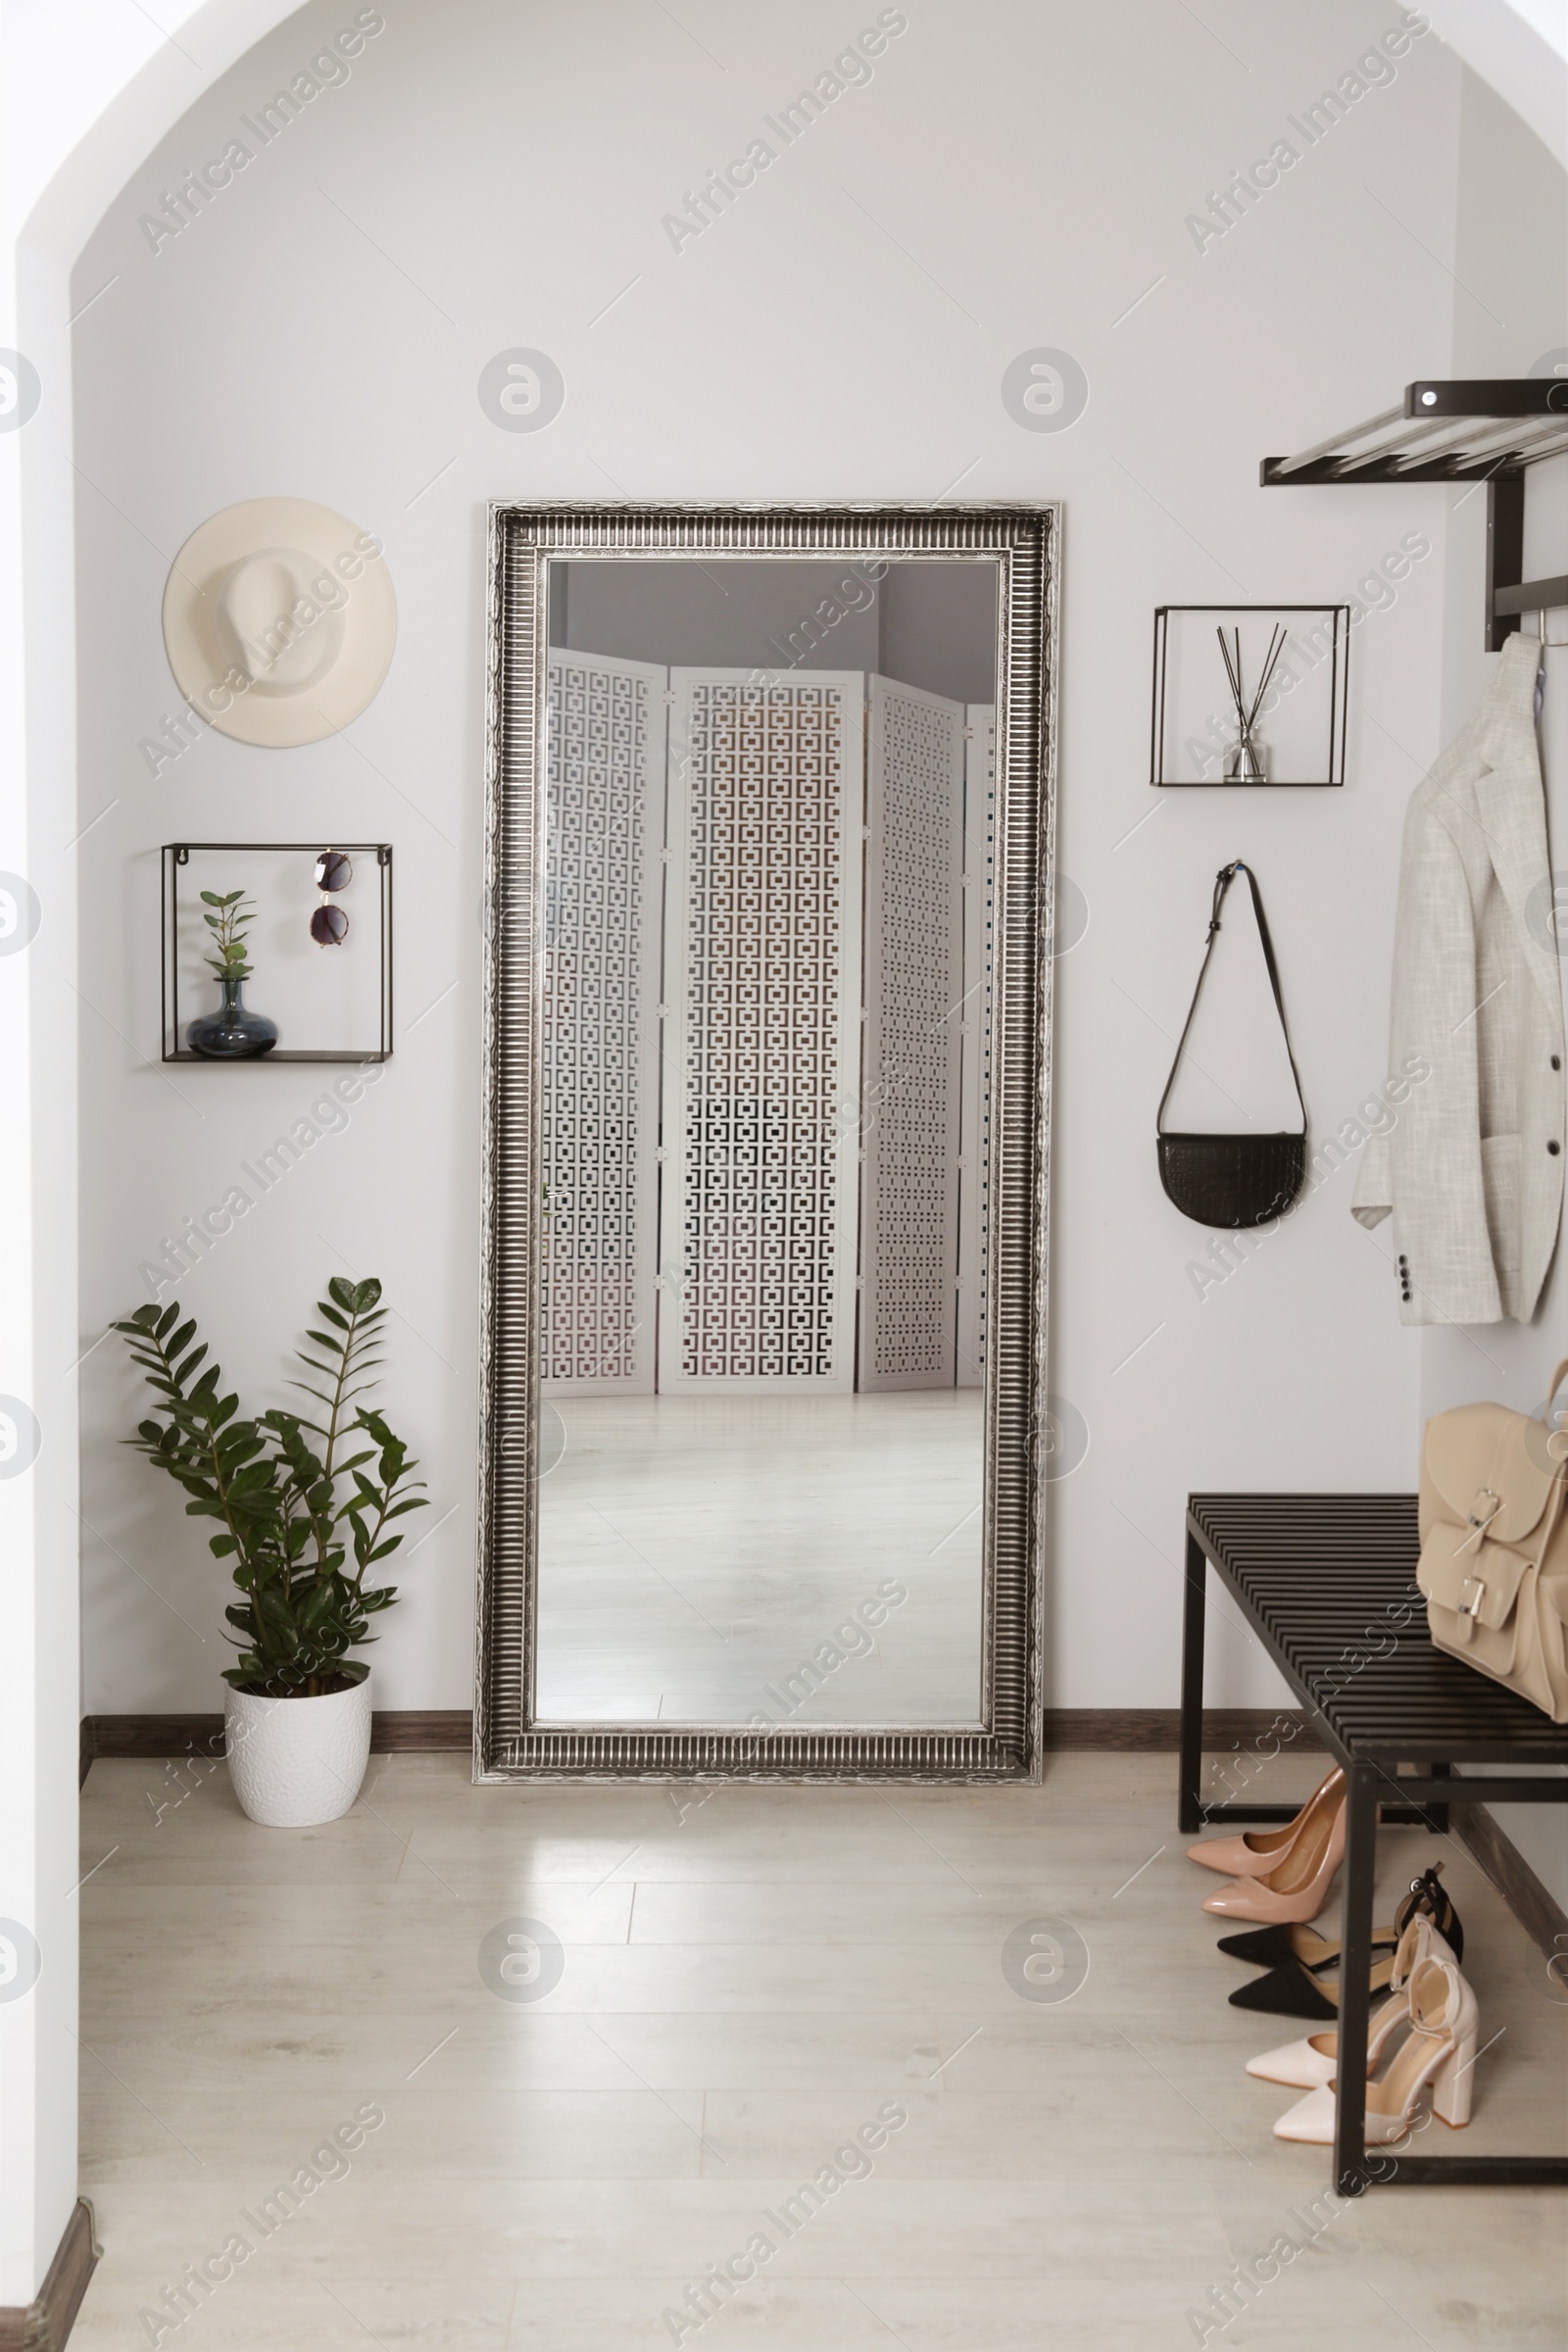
1181, 1492, 1568, 2192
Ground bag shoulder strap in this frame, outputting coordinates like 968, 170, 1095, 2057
1156, 859, 1308, 1138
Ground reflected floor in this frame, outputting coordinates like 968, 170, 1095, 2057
536, 1391, 983, 1724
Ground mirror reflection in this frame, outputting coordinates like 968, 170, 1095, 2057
536, 557, 999, 1726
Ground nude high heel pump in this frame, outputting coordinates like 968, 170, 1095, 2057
1200, 1779, 1346, 1924
1186, 1766, 1344, 1879
1245, 1915, 1455, 2089
1271, 1956, 1480, 2144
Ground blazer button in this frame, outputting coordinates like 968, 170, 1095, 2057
1550, 1141, 1562, 1155
1554, 1055, 1563, 1071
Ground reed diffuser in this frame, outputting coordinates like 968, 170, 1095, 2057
1217, 623, 1288, 785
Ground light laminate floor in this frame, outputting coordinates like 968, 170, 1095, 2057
536, 1392, 984, 1724
74, 1750, 1567, 2349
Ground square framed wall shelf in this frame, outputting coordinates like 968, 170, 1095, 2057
1151, 604, 1349, 788
161, 842, 393, 1063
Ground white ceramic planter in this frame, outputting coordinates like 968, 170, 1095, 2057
224, 1674, 372, 1828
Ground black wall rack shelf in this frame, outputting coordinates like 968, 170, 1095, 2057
1262, 380, 1568, 651
162, 842, 393, 1064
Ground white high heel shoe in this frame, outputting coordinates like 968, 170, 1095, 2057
1272, 1956, 1480, 2144
1246, 1914, 1454, 2090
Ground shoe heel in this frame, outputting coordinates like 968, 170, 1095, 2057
1430, 2035, 1476, 2129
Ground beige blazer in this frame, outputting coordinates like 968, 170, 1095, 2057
1353, 632, 1564, 1325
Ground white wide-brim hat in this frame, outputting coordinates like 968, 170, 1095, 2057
162, 497, 397, 749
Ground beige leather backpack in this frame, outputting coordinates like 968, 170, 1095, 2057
1417, 1360, 1568, 1723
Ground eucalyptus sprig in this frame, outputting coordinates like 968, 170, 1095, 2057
114, 1276, 427, 1697
201, 888, 257, 984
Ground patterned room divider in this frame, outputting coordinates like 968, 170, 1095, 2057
659, 669, 865, 1393
858, 674, 966, 1392
544, 659, 985, 1396
541, 649, 667, 1392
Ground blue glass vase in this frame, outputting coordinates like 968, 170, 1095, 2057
187, 975, 278, 1059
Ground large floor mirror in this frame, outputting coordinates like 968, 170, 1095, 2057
477, 505, 1058, 1779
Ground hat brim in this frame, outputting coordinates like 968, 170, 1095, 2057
162, 497, 397, 749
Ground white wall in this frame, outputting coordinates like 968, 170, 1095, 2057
69, 0, 1490, 1733
1, 0, 314, 2304
0, 0, 1557, 2310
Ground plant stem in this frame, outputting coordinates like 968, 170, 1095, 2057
321, 1296, 363, 1486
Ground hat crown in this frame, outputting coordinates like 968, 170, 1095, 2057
215, 546, 346, 697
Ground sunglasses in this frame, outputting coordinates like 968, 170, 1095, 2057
311, 849, 351, 945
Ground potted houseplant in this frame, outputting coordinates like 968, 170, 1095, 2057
186, 886, 278, 1057
114, 1276, 426, 1826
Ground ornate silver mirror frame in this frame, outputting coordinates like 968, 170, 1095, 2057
475, 502, 1059, 1781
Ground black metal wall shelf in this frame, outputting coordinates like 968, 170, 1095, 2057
1262, 380, 1568, 650
162, 842, 393, 1063
1150, 605, 1349, 787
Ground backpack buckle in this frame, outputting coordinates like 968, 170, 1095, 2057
1458, 1490, 1500, 1552
1456, 1572, 1486, 1639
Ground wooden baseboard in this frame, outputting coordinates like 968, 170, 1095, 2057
1457, 1801, 1568, 1965
86, 1706, 1323, 1762
82, 1710, 473, 1763
0, 2199, 99, 2352
86, 1712, 225, 1762
1043, 1708, 1324, 1752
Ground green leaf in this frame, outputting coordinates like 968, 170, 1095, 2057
327, 1275, 357, 1312
350, 1278, 383, 1314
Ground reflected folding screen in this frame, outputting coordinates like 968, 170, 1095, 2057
542, 655, 995, 1399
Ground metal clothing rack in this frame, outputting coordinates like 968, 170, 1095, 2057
1262, 381, 1568, 650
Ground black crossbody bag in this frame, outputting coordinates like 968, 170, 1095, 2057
1156, 859, 1308, 1230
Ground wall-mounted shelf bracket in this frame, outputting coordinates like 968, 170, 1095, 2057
1262, 381, 1568, 650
